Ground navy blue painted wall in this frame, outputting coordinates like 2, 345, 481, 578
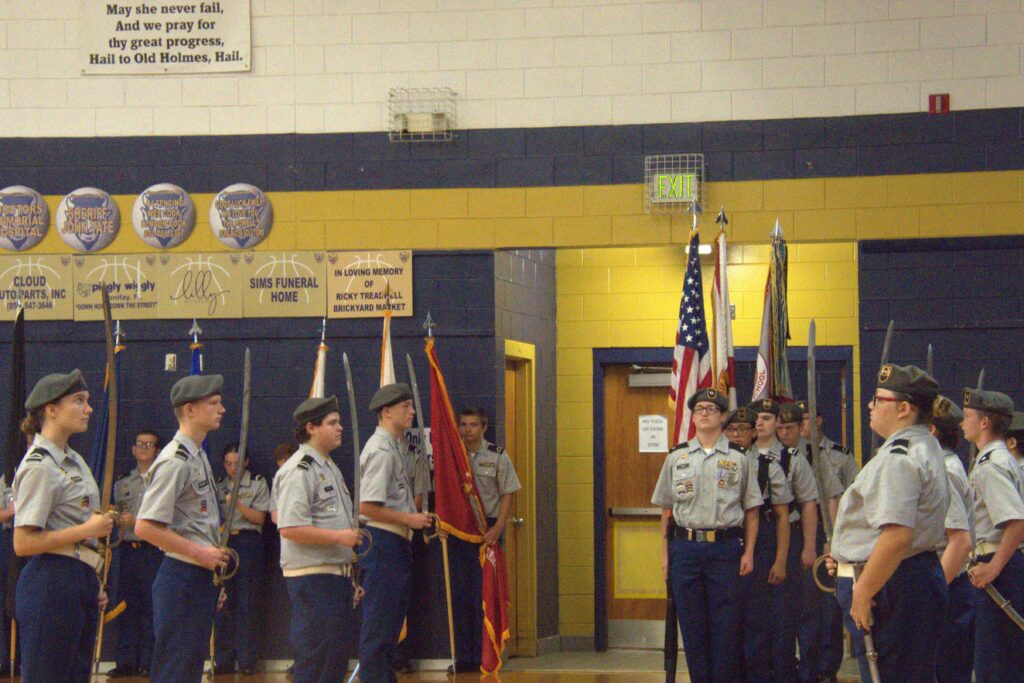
0, 251, 497, 660
1, 108, 1022, 194
858, 236, 1024, 460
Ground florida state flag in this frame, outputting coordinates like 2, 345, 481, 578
427, 337, 510, 673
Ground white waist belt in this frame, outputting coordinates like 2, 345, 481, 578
283, 563, 353, 578
48, 543, 103, 572
367, 520, 413, 541
165, 551, 206, 568
836, 561, 860, 578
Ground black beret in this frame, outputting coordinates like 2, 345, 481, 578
25, 369, 88, 411
931, 395, 964, 423
778, 402, 804, 424
369, 383, 413, 412
293, 395, 340, 425
877, 364, 938, 401
170, 374, 224, 408
962, 387, 1014, 418
723, 406, 756, 427
686, 387, 728, 412
748, 398, 779, 416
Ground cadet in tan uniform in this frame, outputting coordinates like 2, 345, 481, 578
929, 396, 975, 683
274, 396, 361, 683
652, 387, 761, 682
135, 375, 231, 683
829, 364, 948, 683
12, 370, 113, 683
213, 442, 271, 675
446, 407, 522, 674
961, 388, 1024, 682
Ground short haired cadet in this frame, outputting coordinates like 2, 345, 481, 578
448, 407, 522, 673
962, 387, 1024, 682
108, 430, 164, 678
213, 442, 271, 675
652, 388, 761, 682
358, 383, 434, 683
135, 373, 230, 683
928, 396, 977, 683
831, 363, 948, 683
274, 394, 361, 682
13, 370, 113, 683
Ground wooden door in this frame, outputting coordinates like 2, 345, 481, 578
503, 362, 520, 656
604, 365, 673, 647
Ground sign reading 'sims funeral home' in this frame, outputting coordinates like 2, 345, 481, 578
79, 0, 251, 75
327, 251, 413, 319
243, 252, 326, 318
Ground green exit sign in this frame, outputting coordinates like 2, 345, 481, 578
652, 173, 698, 203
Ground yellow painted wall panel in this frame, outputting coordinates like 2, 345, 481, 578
558, 321, 611, 347
583, 185, 643, 216
611, 215, 671, 245
796, 242, 856, 263
610, 320, 668, 346
557, 294, 585, 322
554, 216, 613, 246
558, 512, 595, 539
559, 377, 595, 403
731, 317, 763, 346
764, 178, 825, 211
636, 292, 683, 320
259, 222, 297, 250
789, 288, 855, 319
562, 569, 595, 596
725, 263, 769, 292
582, 247, 637, 267
856, 207, 919, 239
952, 171, 1019, 204
793, 208, 858, 241
437, 218, 495, 248
556, 401, 592, 429
825, 177, 888, 209
984, 203, 1024, 234
730, 211, 793, 242
380, 219, 439, 250
557, 348, 592, 376
788, 262, 827, 291
608, 265, 681, 294
827, 316, 860, 346
584, 293, 638, 321
886, 174, 953, 207
526, 187, 584, 217
323, 220, 383, 248
494, 217, 554, 248
558, 455, 594, 484
294, 192, 354, 221
741, 244, 772, 264
556, 431, 594, 460
559, 596, 595, 622
557, 267, 610, 295
467, 188, 526, 218
918, 205, 979, 238
409, 188, 468, 219
559, 622, 595, 637
558, 248, 584, 267
825, 260, 858, 290
788, 317, 812, 345
639, 245, 687, 266
351, 190, 411, 220
705, 180, 764, 212
294, 222, 326, 250
558, 538, 594, 569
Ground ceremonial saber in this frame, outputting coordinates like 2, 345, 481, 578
926, 343, 933, 376
870, 320, 895, 458
808, 321, 837, 594
343, 352, 366, 683
852, 565, 882, 683
968, 368, 985, 471
968, 547, 1024, 632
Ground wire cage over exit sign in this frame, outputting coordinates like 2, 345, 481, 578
644, 154, 704, 214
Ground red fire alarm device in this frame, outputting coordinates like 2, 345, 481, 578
928, 93, 950, 114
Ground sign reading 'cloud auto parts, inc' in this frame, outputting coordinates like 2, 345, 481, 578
79, 0, 251, 75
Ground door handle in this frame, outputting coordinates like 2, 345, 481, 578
512, 517, 525, 526
608, 507, 662, 517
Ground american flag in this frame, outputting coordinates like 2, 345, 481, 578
670, 230, 713, 445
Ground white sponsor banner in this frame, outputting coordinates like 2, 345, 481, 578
79, 0, 250, 75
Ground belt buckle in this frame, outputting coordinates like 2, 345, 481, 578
706, 530, 716, 542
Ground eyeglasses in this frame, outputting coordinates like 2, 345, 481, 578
134, 440, 157, 448
870, 394, 903, 405
693, 405, 721, 415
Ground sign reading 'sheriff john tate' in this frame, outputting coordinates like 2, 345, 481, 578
79, 0, 250, 75
56, 187, 121, 253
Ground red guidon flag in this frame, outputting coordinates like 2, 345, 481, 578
427, 337, 510, 674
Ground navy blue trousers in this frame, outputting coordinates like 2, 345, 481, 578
150, 556, 218, 683
669, 534, 744, 683
114, 541, 162, 671
835, 551, 947, 683
287, 573, 355, 683
765, 521, 804, 683
16, 554, 99, 683
0, 527, 13, 670
214, 531, 263, 670
798, 524, 843, 681
936, 571, 975, 683
449, 535, 483, 668
743, 515, 778, 683
358, 528, 410, 683
973, 550, 1024, 683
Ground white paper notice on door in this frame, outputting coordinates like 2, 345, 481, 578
639, 415, 669, 453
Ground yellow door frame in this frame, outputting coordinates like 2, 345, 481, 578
504, 339, 537, 657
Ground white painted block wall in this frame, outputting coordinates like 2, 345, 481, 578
2, 0, 1023, 136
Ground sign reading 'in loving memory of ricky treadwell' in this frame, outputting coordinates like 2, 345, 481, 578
79, 0, 250, 75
